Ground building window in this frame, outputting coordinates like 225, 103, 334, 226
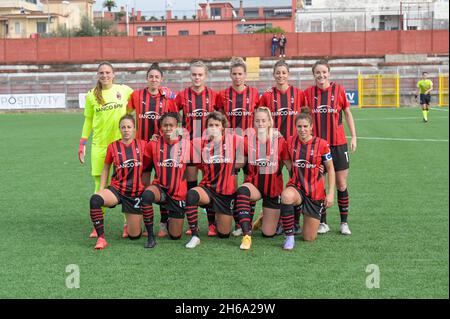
310, 20, 322, 32
202, 30, 215, 35
15, 22, 21, 34
211, 8, 221, 19
37, 22, 47, 34
305, 0, 312, 5
137, 26, 166, 36
179, 30, 189, 36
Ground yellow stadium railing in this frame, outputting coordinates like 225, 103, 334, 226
358, 73, 400, 108
439, 73, 449, 107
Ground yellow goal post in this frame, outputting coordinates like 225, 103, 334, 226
439, 73, 449, 107
358, 73, 400, 108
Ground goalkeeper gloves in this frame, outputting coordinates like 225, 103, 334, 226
78, 138, 87, 164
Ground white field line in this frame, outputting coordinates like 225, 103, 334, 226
349, 136, 448, 142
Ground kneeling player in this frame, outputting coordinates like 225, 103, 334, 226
141, 113, 190, 248
235, 107, 289, 250
280, 108, 335, 250
89, 115, 147, 250
184, 111, 245, 248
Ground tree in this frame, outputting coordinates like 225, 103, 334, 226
103, 0, 117, 12
74, 15, 96, 37
254, 26, 286, 34
94, 19, 115, 36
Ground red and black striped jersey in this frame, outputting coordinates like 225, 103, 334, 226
259, 85, 305, 139
286, 135, 332, 201
192, 134, 245, 195
174, 87, 218, 139
105, 139, 147, 197
216, 85, 260, 134
303, 82, 350, 146
128, 88, 176, 142
144, 135, 190, 201
244, 130, 289, 197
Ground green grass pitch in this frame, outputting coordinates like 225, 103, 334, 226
0, 106, 448, 298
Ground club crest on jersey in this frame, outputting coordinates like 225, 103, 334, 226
116, 92, 122, 100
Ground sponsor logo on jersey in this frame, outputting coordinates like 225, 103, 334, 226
139, 111, 160, 120
313, 105, 338, 114
119, 159, 142, 169
157, 159, 183, 168
294, 159, 316, 169
187, 109, 210, 118
203, 155, 232, 164
227, 108, 252, 117
272, 107, 298, 117
95, 102, 122, 112
249, 158, 278, 167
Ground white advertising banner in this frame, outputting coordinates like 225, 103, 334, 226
0, 94, 66, 109
78, 93, 87, 109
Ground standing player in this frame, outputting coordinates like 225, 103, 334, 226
78, 62, 133, 239
128, 62, 176, 238
184, 112, 245, 249
259, 60, 306, 233
235, 107, 288, 250
303, 59, 357, 235
89, 115, 147, 250
174, 61, 218, 236
280, 108, 335, 250
141, 113, 190, 249
416, 71, 433, 122
216, 57, 260, 236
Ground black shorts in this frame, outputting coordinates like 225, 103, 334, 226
155, 185, 185, 219
330, 144, 349, 171
107, 186, 142, 215
200, 186, 235, 216
262, 195, 281, 209
420, 94, 431, 105
290, 186, 325, 221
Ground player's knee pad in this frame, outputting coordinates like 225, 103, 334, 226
217, 231, 230, 239
236, 185, 251, 197
262, 232, 276, 238
142, 189, 155, 205
90, 194, 104, 209
169, 233, 181, 240
186, 189, 200, 206
128, 232, 142, 240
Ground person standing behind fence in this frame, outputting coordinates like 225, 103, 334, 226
271, 34, 279, 57
278, 34, 287, 58
303, 59, 357, 236
78, 61, 133, 239
415, 71, 433, 123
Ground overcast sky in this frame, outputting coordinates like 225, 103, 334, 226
92, 0, 292, 12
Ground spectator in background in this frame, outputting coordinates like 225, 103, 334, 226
278, 34, 287, 58
271, 34, 279, 57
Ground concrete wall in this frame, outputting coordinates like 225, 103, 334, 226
1, 57, 447, 108
0, 30, 448, 64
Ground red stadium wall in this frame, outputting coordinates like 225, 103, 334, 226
0, 30, 447, 64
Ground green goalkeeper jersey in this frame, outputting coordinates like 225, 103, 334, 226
83, 84, 133, 147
